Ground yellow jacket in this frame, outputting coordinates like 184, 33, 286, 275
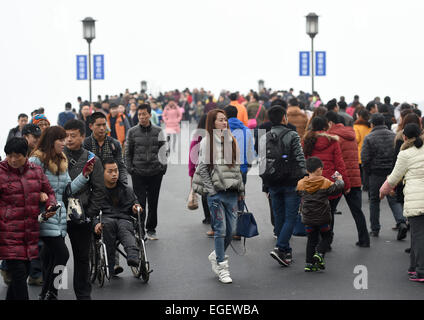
353, 121, 372, 164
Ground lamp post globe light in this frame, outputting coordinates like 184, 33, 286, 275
141, 81, 147, 92
306, 13, 319, 94
258, 79, 265, 92
82, 17, 96, 104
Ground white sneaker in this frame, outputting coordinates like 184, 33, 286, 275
208, 251, 229, 276
217, 259, 232, 284
208, 251, 219, 275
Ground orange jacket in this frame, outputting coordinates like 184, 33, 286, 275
107, 113, 128, 146
230, 101, 248, 127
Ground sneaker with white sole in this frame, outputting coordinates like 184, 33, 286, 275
217, 259, 232, 284
147, 231, 158, 240
208, 251, 228, 276
208, 251, 219, 275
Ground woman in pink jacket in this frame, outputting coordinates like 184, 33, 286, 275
163, 101, 183, 152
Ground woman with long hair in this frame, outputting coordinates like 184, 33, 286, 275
192, 109, 244, 284
302, 116, 350, 249
305, 106, 328, 133
29, 126, 93, 300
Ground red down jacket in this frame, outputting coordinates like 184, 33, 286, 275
304, 131, 350, 199
327, 123, 362, 188
0, 160, 56, 260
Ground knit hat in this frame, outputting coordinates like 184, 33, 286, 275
31, 114, 50, 126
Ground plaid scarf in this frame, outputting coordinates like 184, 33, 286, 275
90, 135, 115, 162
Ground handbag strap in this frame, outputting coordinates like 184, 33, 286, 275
230, 237, 247, 256
254, 104, 262, 120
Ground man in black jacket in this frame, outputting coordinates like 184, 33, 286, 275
259, 106, 307, 267
7, 113, 28, 142
94, 159, 142, 276
125, 104, 168, 240
361, 113, 407, 239
64, 119, 104, 300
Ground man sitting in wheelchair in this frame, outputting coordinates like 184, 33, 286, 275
94, 159, 142, 276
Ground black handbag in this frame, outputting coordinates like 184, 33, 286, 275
236, 201, 259, 238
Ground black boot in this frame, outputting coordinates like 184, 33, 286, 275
397, 223, 408, 241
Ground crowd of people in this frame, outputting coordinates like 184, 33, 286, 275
1, 86, 423, 299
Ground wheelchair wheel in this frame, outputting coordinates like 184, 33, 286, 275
89, 236, 98, 284
97, 247, 106, 287
97, 264, 105, 287
131, 238, 150, 283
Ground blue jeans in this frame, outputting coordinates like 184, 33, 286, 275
207, 191, 238, 263
269, 185, 300, 253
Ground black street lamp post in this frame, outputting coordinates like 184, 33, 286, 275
82, 17, 96, 104
306, 13, 319, 94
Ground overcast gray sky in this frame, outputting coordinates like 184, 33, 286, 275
1, 0, 423, 153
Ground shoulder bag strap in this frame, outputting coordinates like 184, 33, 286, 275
254, 104, 262, 120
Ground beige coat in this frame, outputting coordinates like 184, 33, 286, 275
388, 137, 424, 218
192, 132, 244, 196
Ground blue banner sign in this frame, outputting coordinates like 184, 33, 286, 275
76, 55, 87, 80
299, 51, 310, 76
93, 54, 104, 80
316, 51, 326, 76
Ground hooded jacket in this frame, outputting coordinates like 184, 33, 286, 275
228, 117, 256, 174
0, 160, 56, 260
303, 132, 350, 198
327, 123, 361, 187
297, 176, 344, 225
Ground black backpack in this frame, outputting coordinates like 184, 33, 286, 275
259, 127, 294, 186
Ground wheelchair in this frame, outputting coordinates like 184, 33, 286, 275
89, 207, 152, 287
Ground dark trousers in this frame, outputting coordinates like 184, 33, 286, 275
305, 225, 331, 264
40, 236, 69, 297
329, 188, 370, 245
132, 173, 163, 233
5, 260, 30, 300
1, 242, 42, 279
237, 172, 248, 211
360, 164, 369, 191
369, 173, 405, 232
102, 216, 138, 275
409, 215, 424, 277
329, 198, 340, 244
67, 221, 92, 300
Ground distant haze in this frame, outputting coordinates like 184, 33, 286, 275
1, 0, 423, 156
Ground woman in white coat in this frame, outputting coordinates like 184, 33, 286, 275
380, 123, 424, 282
